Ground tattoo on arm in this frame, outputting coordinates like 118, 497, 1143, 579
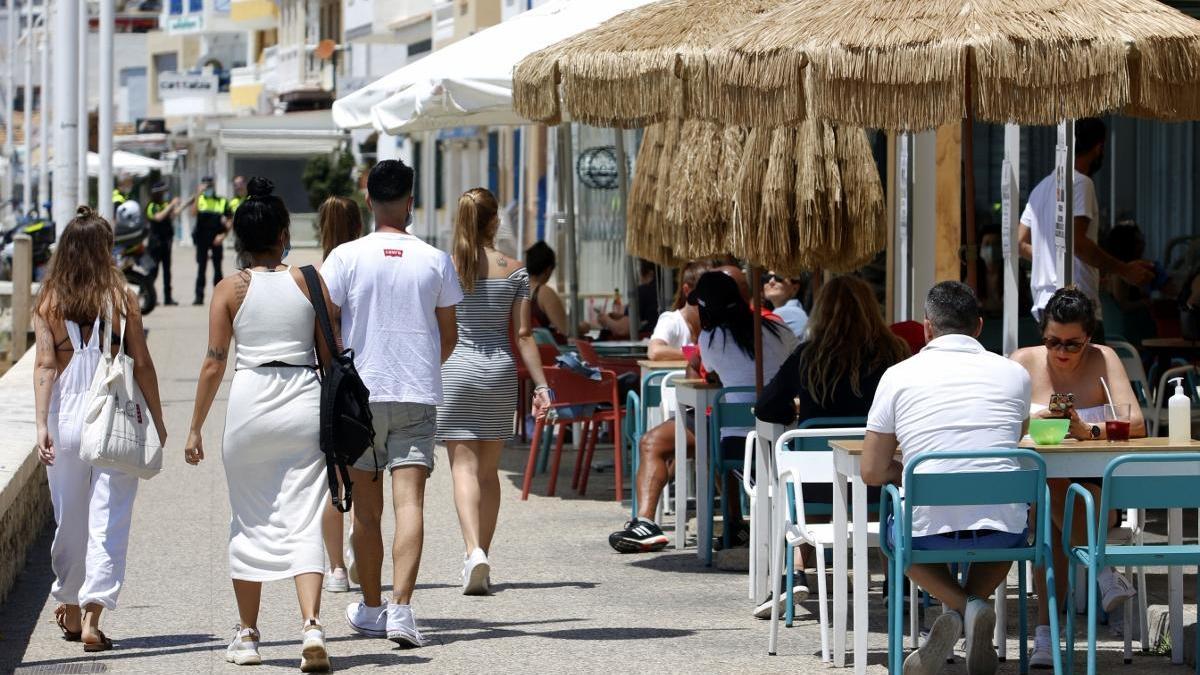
206, 346, 228, 362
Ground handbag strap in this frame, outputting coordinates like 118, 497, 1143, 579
101, 300, 126, 357
300, 265, 337, 370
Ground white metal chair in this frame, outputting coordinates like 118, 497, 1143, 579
741, 431, 760, 601
767, 427, 878, 661
657, 369, 686, 520
1109, 340, 1153, 425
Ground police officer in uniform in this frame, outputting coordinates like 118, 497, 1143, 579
189, 176, 232, 305
146, 181, 181, 306
112, 173, 136, 207
229, 175, 248, 215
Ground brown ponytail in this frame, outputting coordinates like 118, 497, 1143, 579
452, 187, 499, 294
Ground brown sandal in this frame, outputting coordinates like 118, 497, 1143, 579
54, 605, 81, 642
82, 631, 113, 652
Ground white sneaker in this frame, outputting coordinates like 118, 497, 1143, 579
225, 625, 262, 666
344, 601, 387, 638
462, 548, 491, 596
903, 610, 962, 675
752, 586, 810, 619
300, 619, 331, 673
964, 599, 997, 675
1029, 625, 1055, 670
386, 603, 425, 648
1098, 567, 1136, 613
324, 567, 350, 593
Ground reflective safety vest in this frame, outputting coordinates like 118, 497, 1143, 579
146, 201, 169, 220
197, 194, 228, 214
113, 189, 128, 205
229, 196, 244, 214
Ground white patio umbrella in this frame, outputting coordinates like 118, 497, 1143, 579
87, 150, 167, 178
331, 0, 656, 133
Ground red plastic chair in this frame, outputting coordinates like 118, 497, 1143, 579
513, 336, 562, 440
574, 340, 640, 381
521, 366, 623, 501
889, 320, 926, 356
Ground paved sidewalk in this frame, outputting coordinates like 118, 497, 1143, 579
0, 248, 1190, 674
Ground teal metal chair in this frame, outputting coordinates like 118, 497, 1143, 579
881, 449, 1059, 675
622, 390, 643, 514
1060, 453, 1200, 675
780, 417, 868, 626
705, 386, 756, 566
630, 369, 685, 520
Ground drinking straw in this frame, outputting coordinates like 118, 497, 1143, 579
1100, 377, 1115, 408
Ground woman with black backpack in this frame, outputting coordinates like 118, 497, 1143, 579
183, 178, 336, 672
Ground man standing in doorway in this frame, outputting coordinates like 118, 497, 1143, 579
320, 159, 462, 649
146, 181, 180, 306
1017, 118, 1154, 341
189, 176, 232, 306
229, 175, 248, 215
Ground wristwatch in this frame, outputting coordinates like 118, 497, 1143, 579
1089, 425, 1102, 440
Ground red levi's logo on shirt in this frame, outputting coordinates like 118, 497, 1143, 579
384, 249, 404, 258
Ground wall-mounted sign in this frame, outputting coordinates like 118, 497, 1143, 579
576, 146, 621, 190
166, 14, 204, 34
158, 72, 219, 99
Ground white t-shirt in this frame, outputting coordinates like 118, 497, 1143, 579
650, 309, 692, 349
866, 334, 1032, 537
320, 232, 464, 405
1020, 169, 1101, 320
700, 321, 797, 438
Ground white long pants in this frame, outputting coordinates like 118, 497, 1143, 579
47, 316, 139, 610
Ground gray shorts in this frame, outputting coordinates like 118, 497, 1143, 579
354, 402, 437, 474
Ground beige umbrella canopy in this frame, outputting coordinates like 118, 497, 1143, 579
701, 0, 1200, 131
627, 117, 886, 274
512, 0, 791, 128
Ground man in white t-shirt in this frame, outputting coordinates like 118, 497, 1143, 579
321, 159, 463, 649
1018, 118, 1154, 340
863, 282, 1032, 675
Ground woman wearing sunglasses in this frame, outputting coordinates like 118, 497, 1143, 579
1010, 286, 1145, 667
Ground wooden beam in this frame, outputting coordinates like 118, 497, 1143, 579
934, 122, 962, 282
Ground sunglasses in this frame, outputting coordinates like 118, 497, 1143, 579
1044, 337, 1088, 353
764, 273, 790, 284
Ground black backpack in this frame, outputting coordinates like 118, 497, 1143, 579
301, 265, 375, 513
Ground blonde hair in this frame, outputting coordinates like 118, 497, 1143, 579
318, 195, 364, 260
452, 188, 499, 294
35, 206, 129, 324
801, 275, 909, 407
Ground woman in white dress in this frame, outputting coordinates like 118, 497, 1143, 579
33, 206, 168, 652
184, 178, 336, 672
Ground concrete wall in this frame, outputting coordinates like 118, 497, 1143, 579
0, 350, 51, 605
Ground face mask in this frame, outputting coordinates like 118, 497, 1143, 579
981, 245, 997, 262
1088, 150, 1104, 177
204, 188, 215, 198
282, 243, 290, 260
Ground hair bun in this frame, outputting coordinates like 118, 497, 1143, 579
247, 177, 274, 198
75, 205, 95, 218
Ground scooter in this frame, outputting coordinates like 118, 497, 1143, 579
0, 209, 55, 281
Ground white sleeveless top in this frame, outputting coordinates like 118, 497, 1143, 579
1030, 402, 1107, 425
232, 269, 317, 370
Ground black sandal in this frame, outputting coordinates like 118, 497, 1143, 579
54, 605, 81, 642
82, 631, 113, 652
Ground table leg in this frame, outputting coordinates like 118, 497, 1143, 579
852, 472, 868, 675
833, 466, 849, 668
753, 435, 772, 603
1169, 507, 1183, 665
696, 409, 712, 564
674, 404, 688, 549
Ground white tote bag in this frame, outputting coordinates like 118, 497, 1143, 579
79, 304, 163, 479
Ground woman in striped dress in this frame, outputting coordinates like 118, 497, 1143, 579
439, 188, 551, 595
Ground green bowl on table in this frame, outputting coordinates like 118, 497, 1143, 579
1029, 418, 1071, 445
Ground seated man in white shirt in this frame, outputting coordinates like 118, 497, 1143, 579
863, 281, 1033, 675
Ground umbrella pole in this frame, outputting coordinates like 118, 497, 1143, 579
964, 62, 979, 292
615, 128, 640, 339
752, 266, 764, 397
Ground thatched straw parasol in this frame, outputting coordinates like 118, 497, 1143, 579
701, 0, 1200, 131
512, 0, 791, 128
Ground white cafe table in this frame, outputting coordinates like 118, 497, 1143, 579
828, 438, 1200, 673
673, 379, 722, 559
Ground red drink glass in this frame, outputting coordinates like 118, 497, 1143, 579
1104, 404, 1132, 442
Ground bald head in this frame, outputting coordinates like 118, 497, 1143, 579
717, 265, 750, 301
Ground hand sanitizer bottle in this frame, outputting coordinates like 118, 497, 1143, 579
1168, 377, 1192, 445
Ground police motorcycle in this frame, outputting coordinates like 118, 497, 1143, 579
114, 199, 159, 316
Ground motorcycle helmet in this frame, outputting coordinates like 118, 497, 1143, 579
114, 199, 144, 242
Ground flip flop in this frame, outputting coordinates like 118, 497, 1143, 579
54, 605, 81, 642
82, 631, 113, 652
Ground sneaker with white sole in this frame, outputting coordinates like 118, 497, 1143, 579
753, 585, 810, 619
462, 548, 491, 596
300, 619, 331, 673
1029, 624, 1055, 670
903, 610, 962, 675
324, 567, 350, 593
225, 625, 262, 666
964, 598, 998, 675
386, 604, 425, 648
345, 601, 387, 638
1099, 567, 1136, 613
